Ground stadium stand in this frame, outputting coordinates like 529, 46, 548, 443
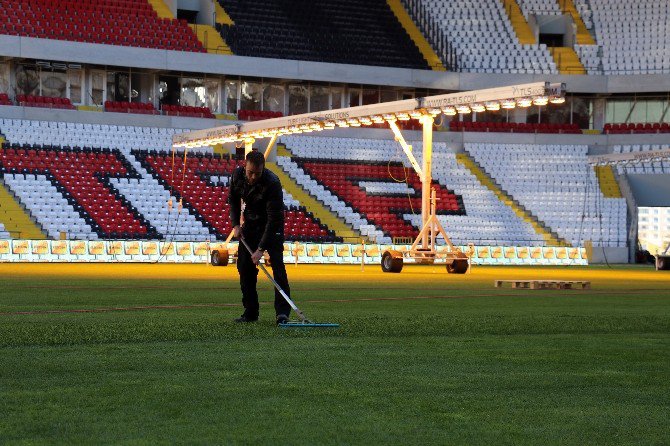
603, 123, 670, 134
450, 121, 582, 134
0, 119, 338, 242
587, 0, 670, 74
413, 0, 557, 73
238, 110, 283, 121
516, 0, 562, 19
16, 95, 75, 110
216, 0, 429, 69
278, 136, 545, 246
161, 104, 216, 119
0, 222, 10, 238
0, 0, 205, 52
465, 143, 627, 247
0, 93, 12, 106
105, 101, 159, 115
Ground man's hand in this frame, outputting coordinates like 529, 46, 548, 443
233, 225, 241, 239
251, 248, 264, 265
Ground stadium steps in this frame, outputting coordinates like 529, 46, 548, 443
455, 153, 567, 246
147, 0, 173, 19
386, 0, 446, 71
189, 24, 233, 55
214, 2, 234, 25
558, 0, 596, 45
0, 179, 46, 239
268, 159, 360, 242
500, 0, 536, 44
594, 165, 622, 198
549, 47, 586, 74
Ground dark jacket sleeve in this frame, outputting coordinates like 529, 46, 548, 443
258, 179, 284, 251
228, 167, 242, 227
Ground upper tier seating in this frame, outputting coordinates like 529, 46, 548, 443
17, 95, 75, 110
415, 0, 557, 73
238, 110, 283, 121
161, 104, 215, 119
0, 119, 337, 242
603, 123, 670, 134
0, 93, 12, 106
516, 0, 562, 19
105, 101, 159, 115
587, 0, 670, 74
466, 143, 627, 248
450, 121, 581, 134
0, 0, 205, 52
613, 144, 670, 174
217, 0, 428, 69
279, 136, 544, 246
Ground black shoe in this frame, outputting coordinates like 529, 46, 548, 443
234, 315, 258, 323
276, 314, 289, 326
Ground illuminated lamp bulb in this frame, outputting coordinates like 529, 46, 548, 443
517, 97, 533, 108
409, 110, 423, 119
428, 108, 442, 116
485, 102, 501, 111
359, 117, 373, 125
396, 112, 410, 121
347, 118, 361, 127
336, 120, 349, 127
383, 114, 397, 122
309, 123, 322, 130
533, 96, 549, 106
549, 96, 566, 104
501, 99, 516, 109
456, 105, 471, 114
442, 106, 457, 116
324, 121, 336, 129
371, 115, 385, 124
471, 103, 486, 113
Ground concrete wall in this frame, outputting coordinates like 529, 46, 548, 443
3, 35, 670, 93
627, 174, 670, 206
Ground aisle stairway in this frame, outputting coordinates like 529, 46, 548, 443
549, 47, 587, 74
0, 179, 46, 239
500, 0, 536, 44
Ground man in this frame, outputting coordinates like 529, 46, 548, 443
228, 150, 291, 325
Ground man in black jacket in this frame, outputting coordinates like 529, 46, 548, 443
228, 150, 291, 325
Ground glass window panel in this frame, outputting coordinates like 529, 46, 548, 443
645, 98, 664, 123
349, 89, 361, 107
310, 85, 329, 112
570, 96, 591, 129
330, 87, 343, 109
0, 63, 9, 94
380, 90, 397, 103
40, 70, 67, 98
180, 77, 207, 107
205, 79, 219, 113
288, 84, 308, 115
15, 65, 39, 96
240, 81, 261, 110
263, 84, 285, 113
628, 99, 645, 123
91, 71, 105, 106
68, 69, 82, 104
362, 88, 378, 105
107, 71, 129, 102
225, 80, 239, 114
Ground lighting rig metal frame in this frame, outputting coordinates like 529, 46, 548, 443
174, 81, 566, 273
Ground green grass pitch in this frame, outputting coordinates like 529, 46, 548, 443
0, 263, 669, 445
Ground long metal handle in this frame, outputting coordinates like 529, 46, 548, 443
239, 238, 307, 322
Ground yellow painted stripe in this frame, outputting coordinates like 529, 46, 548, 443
558, 0, 596, 45
549, 47, 586, 75
500, 0, 536, 44
77, 105, 102, 112
594, 166, 622, 198
268, 159, 360, 242
456, 153, 567, 246
214, 1, 234, 25
386, 0, 446, 71
0, 180, 46, 239
188, 24, 233, 55
147, 0, 173, 19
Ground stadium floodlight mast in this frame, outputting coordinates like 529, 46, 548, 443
174, 81, 566, 273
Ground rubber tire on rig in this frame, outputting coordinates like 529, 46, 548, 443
446, 259, 468, 274
210, 249, 229, 266
381, 250, 403, 273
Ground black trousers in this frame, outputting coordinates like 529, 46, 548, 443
237, 228, 291, 319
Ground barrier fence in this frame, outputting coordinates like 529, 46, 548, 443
0, 239, 588, 266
